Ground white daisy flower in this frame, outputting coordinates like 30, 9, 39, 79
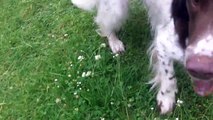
82, 72, 86, 77
110, 102, 114, 105
176, 99, 183, 107
129, 98, 134, 102
78, 55, 84, 61
86, 71, 92, 77
100, 117, 105, 120
100, 43, 106, 48
177, 99, 183, 104
74, 108, 79, 111
55, 98, 61, 103
127, 103, 131, 108
64, 34, 68, 37
77, 82, 81, 85
95, 55, 101, 60
113, 53, 119, 58
74, 92, 77, 95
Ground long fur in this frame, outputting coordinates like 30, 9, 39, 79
72, 0, 184, 114
71, 0, 98, 11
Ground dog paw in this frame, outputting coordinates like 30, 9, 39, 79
157, 91, 175, 114
108, 39, 125, 54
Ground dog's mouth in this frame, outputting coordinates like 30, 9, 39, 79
193, 79, 213, 96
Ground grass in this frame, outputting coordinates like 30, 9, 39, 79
0, 0, 212, 119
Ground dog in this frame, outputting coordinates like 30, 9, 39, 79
71, 0, 213, 114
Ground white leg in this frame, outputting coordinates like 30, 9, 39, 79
95, 0, 128, 53
71, 0, 98, 11
107, 33, 125, 53
154, 58, 177, 114
144, 0, 185, 114
149, 20, 184, 114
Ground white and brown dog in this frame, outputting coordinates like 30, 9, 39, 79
72, 0, 213, 114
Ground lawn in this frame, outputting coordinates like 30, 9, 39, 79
0, 0, 212, 119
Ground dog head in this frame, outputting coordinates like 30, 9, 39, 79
173, 0, 213, 96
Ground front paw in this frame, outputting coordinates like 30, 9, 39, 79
157, 91, 176, 114
108, 39, 125, 54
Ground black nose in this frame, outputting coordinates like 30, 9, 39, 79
186, 55, 213, 80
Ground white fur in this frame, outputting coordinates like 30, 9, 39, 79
185, 34, 213, 66
95, 0, 128, 53
71, 0, 98, 11
72, 0, 128, 53
192, 35, 213, 57
72, 0, 185, 114
145, 0, 184, 114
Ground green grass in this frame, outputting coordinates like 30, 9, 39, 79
0, 0, 212, 119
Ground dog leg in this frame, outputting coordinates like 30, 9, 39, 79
149, 20, 184, 114
71, 0, 98, 11
107, 33, 125, 54
95, 0, 128, 53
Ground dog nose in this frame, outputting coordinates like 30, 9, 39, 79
186, 55, 213, 80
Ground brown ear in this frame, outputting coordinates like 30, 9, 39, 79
172, 0, 189, 49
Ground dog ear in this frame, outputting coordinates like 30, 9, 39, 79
172, 0, 189, 49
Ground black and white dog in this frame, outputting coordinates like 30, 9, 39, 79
72, 0, 213, 114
